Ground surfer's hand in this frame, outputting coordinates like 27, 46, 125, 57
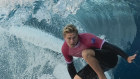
127, 54, 137, 63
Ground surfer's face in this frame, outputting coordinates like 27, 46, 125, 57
64, 33, 78, 48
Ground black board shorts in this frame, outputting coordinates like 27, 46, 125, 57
77, 42, 118, 79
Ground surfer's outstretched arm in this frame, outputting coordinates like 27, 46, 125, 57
101, 42, 137, 63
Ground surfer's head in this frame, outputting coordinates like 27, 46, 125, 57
63, 24, 79, 48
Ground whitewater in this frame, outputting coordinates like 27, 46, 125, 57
0, 0, 137, 79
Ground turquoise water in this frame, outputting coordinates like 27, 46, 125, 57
0, 0, 139, 79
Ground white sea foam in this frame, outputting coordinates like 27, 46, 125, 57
52, 0, 85, 18
0, 0, 35, 8
8, 26, 63, 53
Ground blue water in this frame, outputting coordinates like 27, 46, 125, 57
0, 0, 139, 79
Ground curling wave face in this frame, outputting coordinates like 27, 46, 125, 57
0, 0, 138, 79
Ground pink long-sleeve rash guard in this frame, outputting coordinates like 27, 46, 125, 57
61, 33, 105, 64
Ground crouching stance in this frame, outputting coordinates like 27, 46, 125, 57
61, 24, 137, 79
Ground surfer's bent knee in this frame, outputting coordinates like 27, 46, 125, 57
74, 75, 82, 79
82, 49, 95, 59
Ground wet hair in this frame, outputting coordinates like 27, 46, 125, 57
63, 24, 78, 37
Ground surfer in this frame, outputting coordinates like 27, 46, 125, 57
61, 24, 137, 79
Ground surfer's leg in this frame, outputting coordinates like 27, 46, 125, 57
94, 47, 118, 69
82, 49, 107, 79
77, 64, 98, 79
74, 75, 82, 79
77, 48, 118, 79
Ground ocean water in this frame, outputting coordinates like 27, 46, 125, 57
0, 0, 140, 79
